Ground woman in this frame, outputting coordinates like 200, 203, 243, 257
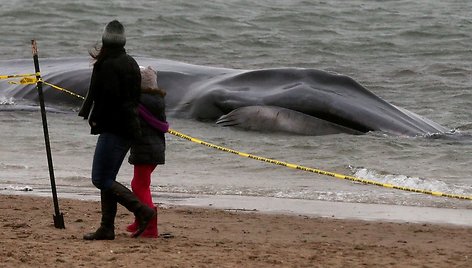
78, 20, 155, 240
126, 66, 168, 238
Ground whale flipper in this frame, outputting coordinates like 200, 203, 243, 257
216, 106, 362, 135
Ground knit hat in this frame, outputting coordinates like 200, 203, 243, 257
140, 66, 166, 96
102, 20, 126, 47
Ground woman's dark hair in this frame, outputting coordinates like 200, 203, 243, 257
89, 43, 104, 64
89, 42, 124, 65
142, 87, 167, 97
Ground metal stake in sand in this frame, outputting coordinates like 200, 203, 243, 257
31, 40, 65, 229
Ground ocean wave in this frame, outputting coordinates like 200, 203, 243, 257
0, 185, 33, 192
0, 97, 14, 105
350, 166, 472, 197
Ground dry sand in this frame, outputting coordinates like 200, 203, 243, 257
1, 194, 471, 267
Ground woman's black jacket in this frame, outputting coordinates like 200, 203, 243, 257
78, 49, 142, 140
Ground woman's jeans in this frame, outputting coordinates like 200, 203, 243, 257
91, 133, 131, 190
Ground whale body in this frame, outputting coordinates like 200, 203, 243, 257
0, 57, 448, 136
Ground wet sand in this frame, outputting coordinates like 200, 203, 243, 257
1, 194, 471, 267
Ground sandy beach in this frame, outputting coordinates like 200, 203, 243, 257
0, 194, 471, 267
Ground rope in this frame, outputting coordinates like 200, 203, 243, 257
1, 73, 471, 200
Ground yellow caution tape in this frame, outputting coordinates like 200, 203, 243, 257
2, 74, 470, 200
168, 129, 472, 201
0, 73, 37, 80
8, 76, 37, 85
5, 75, 85, 100
42, 81, 85, 100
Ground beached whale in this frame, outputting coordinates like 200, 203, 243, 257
0, 57, 448, 136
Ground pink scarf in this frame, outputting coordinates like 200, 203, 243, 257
138, 104, 169, 133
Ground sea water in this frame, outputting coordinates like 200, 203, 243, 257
1, 0, 472, 220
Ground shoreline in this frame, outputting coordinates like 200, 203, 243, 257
158, 193, 472, 227
4, 189, 472, 227
1, 194, 471, 267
